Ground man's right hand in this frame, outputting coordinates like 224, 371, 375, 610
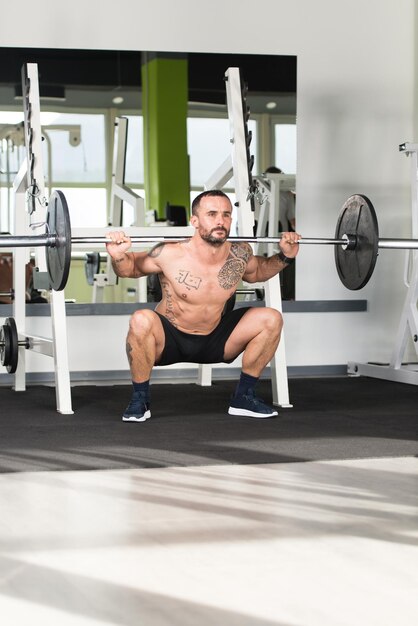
105, 231, 132, 258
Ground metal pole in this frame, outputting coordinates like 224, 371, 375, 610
378, 238, 418, 249
71, 235, 350, 246
0, 234, 53, 247
5, 232, 418, 250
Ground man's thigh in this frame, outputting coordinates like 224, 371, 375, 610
223, 307, 282, 361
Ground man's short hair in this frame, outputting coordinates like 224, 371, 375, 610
191, 189, 231, 216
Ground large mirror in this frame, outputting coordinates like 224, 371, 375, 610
0, 48, 296, 305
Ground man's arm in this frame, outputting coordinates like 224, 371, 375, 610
106, 231, 164, 278
243, 232, 301, 283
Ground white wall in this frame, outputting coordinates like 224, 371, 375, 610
1, 0, 417, 374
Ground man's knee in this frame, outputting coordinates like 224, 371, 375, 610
262, 307, 283, 336
129, 309, 157, 337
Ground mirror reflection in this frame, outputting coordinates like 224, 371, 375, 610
0, 49, 296, 304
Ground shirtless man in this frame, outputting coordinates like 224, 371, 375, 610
106, 189, 300, 422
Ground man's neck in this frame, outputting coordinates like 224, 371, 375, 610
191, 235, 230, 263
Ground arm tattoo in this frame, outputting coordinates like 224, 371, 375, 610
111, 254, 129, 275
218, 243, 252, 290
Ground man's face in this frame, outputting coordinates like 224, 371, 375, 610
191, 196, 233, 246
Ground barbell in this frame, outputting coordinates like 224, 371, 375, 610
1, 190, 418, 292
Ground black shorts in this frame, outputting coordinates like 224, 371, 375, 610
155, 307, 251, 366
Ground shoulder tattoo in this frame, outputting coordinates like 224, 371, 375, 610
231, 242, 252, 262
147, 243, 165, 258
217, 243, 253, 290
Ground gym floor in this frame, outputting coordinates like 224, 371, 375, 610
0, 377, 417, 625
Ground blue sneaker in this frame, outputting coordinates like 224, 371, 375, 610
122, 392, 151, 422
228, 389, 278, 418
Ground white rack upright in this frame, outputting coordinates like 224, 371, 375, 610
199, 67, 292, 407
348, 142, 418, 384
9, 63, 73, 414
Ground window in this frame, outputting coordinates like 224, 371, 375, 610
40, 112, 106, 184
187, 116, 258, 188
274, 122, 297, 174
51, 187, 108, 228
124, 114, 144, 185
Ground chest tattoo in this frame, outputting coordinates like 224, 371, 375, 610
218, 243, 252, 290
175, 270, 202, 290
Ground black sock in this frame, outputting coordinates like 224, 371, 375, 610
132, 380, 150, 402
235, 372, 259, 397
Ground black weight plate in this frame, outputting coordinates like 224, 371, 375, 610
6, 317, 18, 373
334, 194, 379, 290
0, 317, 18, 373
46, 190, 72, 291
0, 324, 8, 368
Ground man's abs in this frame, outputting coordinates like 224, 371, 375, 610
154, 298, 225, 334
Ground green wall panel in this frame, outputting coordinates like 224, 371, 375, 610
142, 55, 190, 219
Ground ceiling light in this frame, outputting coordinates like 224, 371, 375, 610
266, 101, 277, 110
112, 96, 124, 105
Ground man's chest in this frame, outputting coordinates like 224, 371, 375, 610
162, 258, 245, 301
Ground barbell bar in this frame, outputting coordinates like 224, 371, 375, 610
72, 235, 352, 246
0, 290, 14, 299
1, 190, 418, 292
72, 235, 418, 249
6, 232, 418, 248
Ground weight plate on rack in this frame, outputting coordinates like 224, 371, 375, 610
0, 317, 18, 373
84, 252, 101, 286
334, 194, 379, 290
46, 190, 72, 291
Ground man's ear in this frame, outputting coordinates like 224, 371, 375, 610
190, 214, 198, 228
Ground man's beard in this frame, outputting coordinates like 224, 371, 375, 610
200, 227, 229, 246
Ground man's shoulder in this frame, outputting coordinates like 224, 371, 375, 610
229, 241, 253, 262
147, 241, 188, 259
